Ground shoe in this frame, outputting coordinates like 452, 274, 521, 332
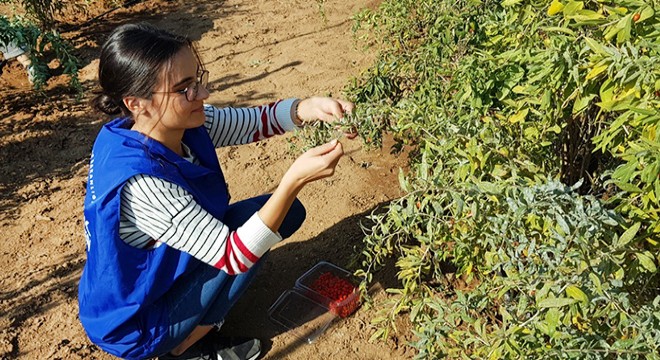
159, 336, 261, 360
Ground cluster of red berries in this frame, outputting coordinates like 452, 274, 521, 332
310, 271, 359, 318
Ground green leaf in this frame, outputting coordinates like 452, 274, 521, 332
617, 222, 641, 247
556, 214, 571, 234
613, 181, 643, 193
616, 15, 632, 44
501, 0, 522, 6
540, 26, 575, 36
604, 15, 628, 41
584, 38, 609, 56
565, 285, 589, 303
636, 252, 657, 272
569, 10, 604, 22
545, 307, 561, 331
589, 273, 603, 295
562, 1, 584, 16
539, 297, 578, 308
398, 168, 411, 192
637, 6, 654, 23
572, 94, 595, 114
547, 0, 564, 16
599, 78, 615, 104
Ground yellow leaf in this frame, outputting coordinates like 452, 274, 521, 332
586, 64, 608, 80
648, 125, 656, 141
509, 108, 529, 124
548, 0, 564, 15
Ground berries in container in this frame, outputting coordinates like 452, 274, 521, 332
295, 261, 361, 318
268, 261, 362, 343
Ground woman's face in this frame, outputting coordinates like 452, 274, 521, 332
149, 46, 209, 130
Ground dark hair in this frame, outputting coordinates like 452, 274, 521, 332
90, 23, 202, 116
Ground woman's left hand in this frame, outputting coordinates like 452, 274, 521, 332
296, 97, 357, 139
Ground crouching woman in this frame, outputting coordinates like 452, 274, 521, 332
78, 23, 354, 360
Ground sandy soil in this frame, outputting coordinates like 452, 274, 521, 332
0, 0, 415, 359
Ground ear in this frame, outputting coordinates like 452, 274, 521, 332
122, 96, 151, 117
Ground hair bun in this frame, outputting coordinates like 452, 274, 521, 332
91, 92, 122, 115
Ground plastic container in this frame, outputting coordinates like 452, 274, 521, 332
268, 261, 361, 343
295, 261, 361, 318
268, 289, 337, 343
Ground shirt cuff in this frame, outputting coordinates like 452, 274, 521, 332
275, 98, 301, 132
235, 212, 282, 258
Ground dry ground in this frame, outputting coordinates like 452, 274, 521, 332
0, 0, 415, 358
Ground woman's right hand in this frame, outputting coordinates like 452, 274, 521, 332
283, 139, 344, 188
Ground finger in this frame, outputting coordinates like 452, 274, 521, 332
318, 112, 338, 123
337, 99, 355, 114
320, 101, 344, 122
306, 139, 340, 156
324, 141, 344, 162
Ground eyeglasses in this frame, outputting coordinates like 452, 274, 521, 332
153, 69, 209, 102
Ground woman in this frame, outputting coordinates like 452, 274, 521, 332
79, 23, 354, 360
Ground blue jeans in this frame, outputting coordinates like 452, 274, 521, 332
150, 194, 306, 356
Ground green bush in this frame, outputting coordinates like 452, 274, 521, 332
343, 0, 660, 357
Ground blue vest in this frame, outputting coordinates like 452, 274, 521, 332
78, 118, 229, 359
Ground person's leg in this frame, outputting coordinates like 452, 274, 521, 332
168, 325, 214, 356
151, 262, 231, 356
153, 195, 305, 357
161, 256, 268, 358
223, 194, 306, 239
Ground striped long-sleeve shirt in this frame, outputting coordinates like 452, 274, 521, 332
118, 98, 299, 275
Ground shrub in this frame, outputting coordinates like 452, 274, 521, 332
345, 0, 660, 357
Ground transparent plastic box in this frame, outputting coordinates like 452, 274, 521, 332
295, 261, 361, 318
268, 261, 361, 343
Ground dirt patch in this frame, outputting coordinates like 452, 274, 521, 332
0, 0, 413, 359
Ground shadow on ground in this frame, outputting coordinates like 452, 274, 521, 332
220, 202, 402, 359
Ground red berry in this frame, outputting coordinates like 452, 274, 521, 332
311, 271, 359, 317
633, 13, 640, 22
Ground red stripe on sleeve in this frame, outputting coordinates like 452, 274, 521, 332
232, 231, 260, 263
214, 234, 236, 274
230, 249, 249, 273
252, 107, 265, 142
224, 247, 236, 275
214, 257, 225, 270
261, 107, 269, 139
271, 101, 284, 135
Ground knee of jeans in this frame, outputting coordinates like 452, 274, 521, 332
292, 197, 306, 224
281, 198, 306, 238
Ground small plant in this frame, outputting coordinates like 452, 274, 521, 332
288, 103, 391, 152
315, 0, 327, 25
0, 15, 81, 91
0, 0, 85, 92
